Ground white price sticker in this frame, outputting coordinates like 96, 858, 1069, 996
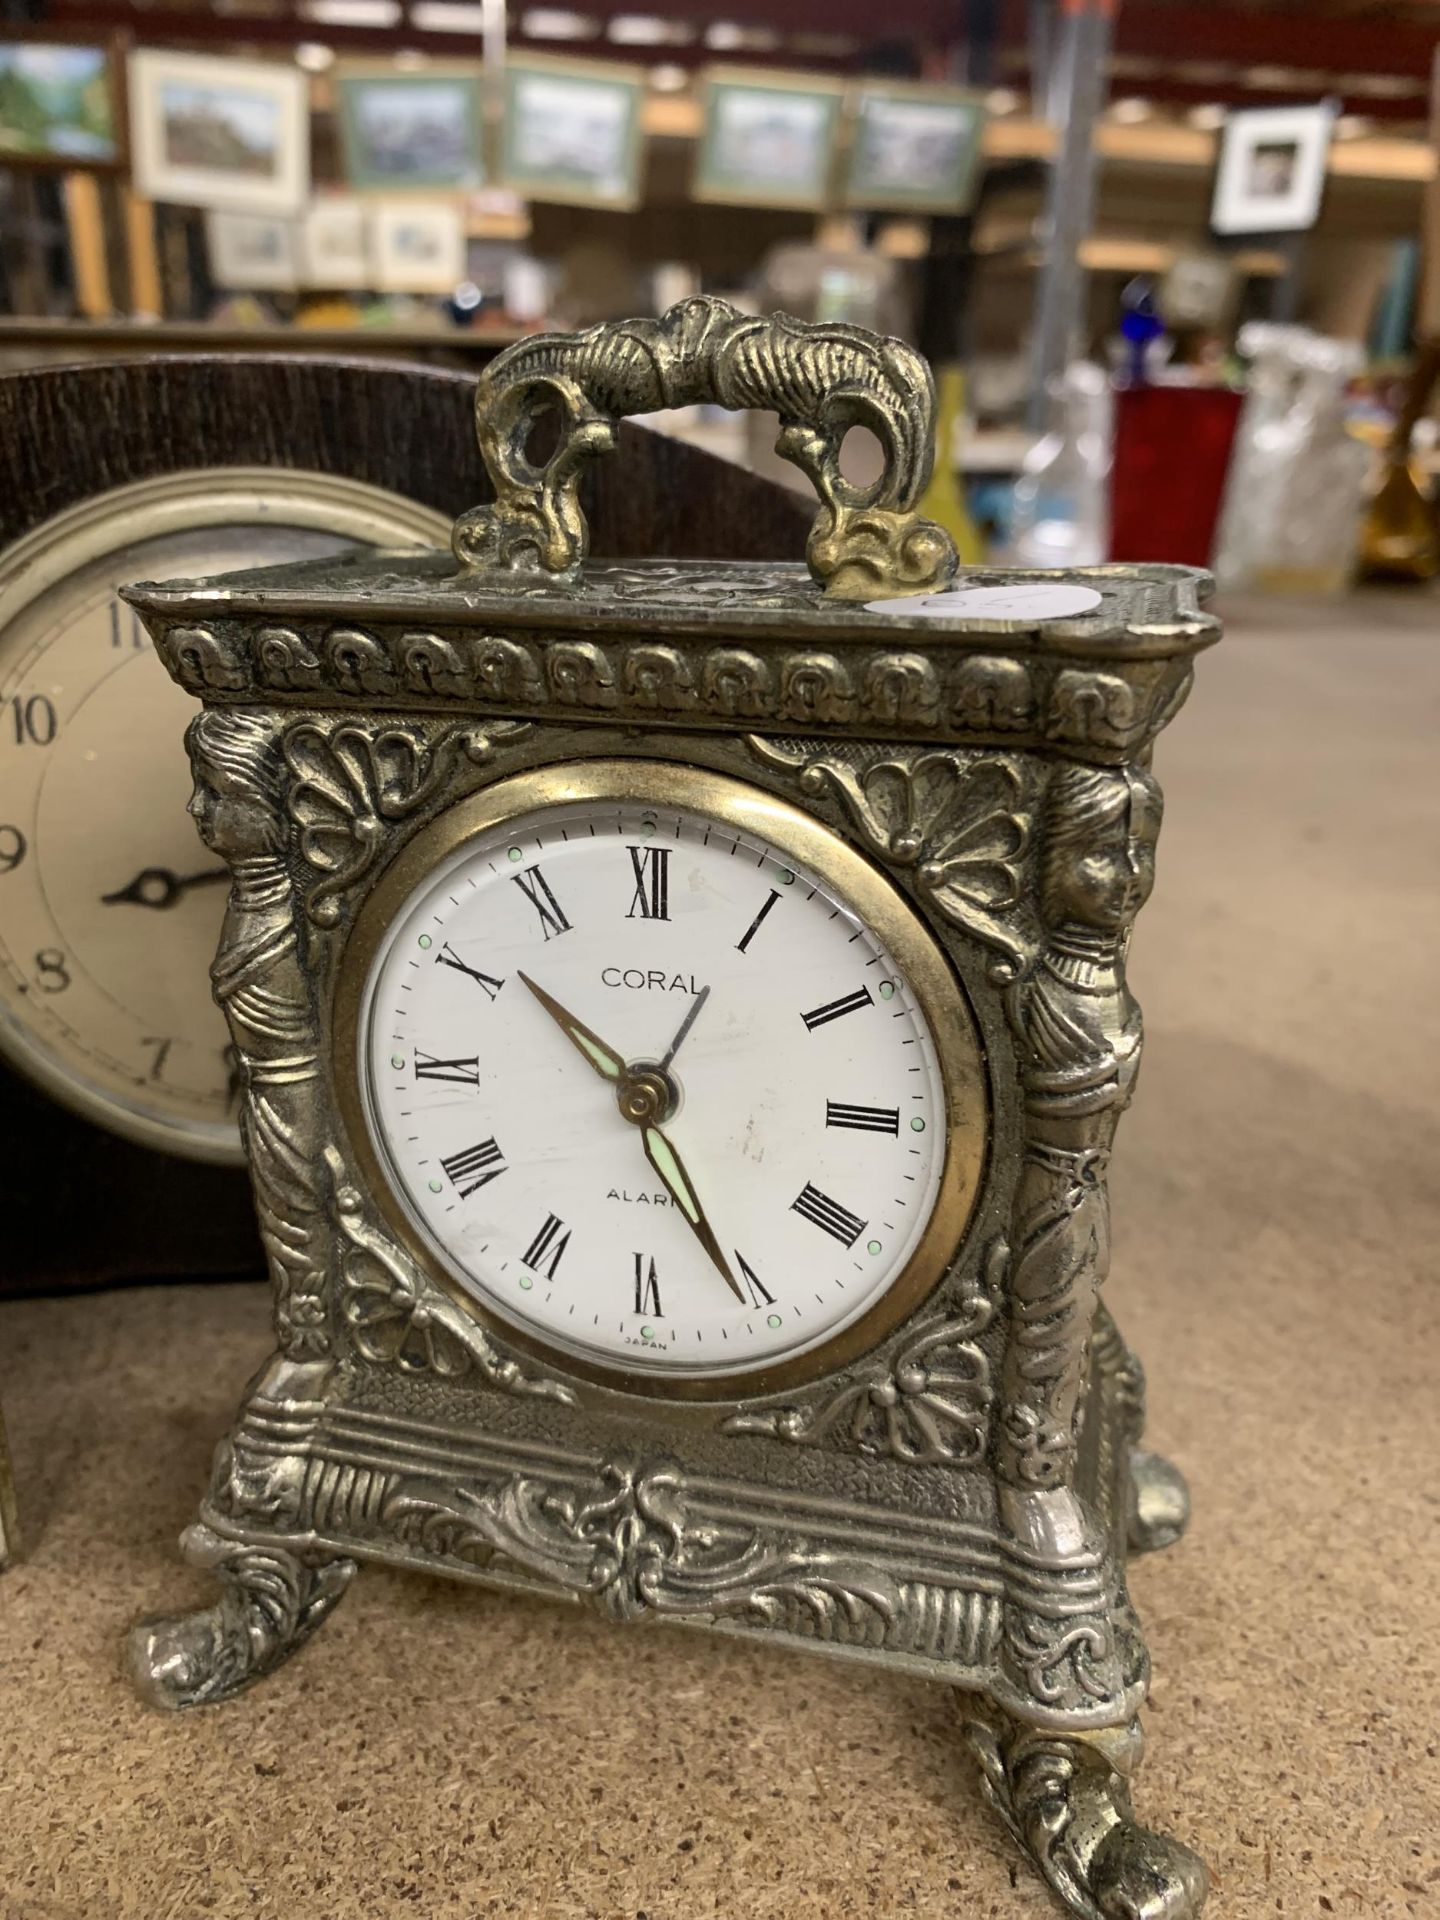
864, 582, 1105, 621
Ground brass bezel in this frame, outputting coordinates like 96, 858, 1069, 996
0, 466, 451, 1165
333, 758, 990, 1402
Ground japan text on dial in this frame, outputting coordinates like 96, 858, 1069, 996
0, 470, 448, 1162
349, 764, 989, 1392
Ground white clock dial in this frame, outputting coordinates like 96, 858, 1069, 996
0, 472, 447, 1161
356, 770, 987, 1388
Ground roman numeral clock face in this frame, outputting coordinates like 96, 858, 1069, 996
352, 767, 987, 1392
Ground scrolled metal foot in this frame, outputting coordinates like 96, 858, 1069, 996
127, 1522, 355, 1711
964, 1711, 1208, 1920
1127, 1451, 1192, 1556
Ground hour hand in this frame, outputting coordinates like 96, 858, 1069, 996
102, 864, 229, 910
642, 1123, 745, 1304
517, 971, 625, 1083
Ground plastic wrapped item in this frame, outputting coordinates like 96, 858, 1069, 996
1212, 323, 1370, 595
1009, 360, 1113, 568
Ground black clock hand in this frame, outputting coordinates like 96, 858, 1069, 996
657, 983, 710, 1074
101, 865, 230, 910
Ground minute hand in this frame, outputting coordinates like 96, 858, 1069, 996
642, 1123, 745, 1304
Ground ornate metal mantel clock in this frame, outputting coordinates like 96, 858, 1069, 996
125, 299, 1217, 1919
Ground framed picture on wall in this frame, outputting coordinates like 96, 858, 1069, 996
694, 68, 843, 210
369, 199, 465, 293
1211, 102, 1336, 237
206, 210, 299, 291
844, 83, 986, 214
301, 196, 369, 287
128, 49, 308, 213
334, 63, 485, 192
1160, 249, 1238, 330
0, 35, 124, 168
500, 57, 644, 210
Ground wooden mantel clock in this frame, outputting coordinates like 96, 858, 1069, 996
125, 300, 1216, 1919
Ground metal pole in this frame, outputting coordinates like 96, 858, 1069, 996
1267, 231, 1307, 326
1029, 0, 1059, 121
1268, 97, 1338, 327
914, 0, 1000, 370
1027, 0, 1114, 430
481, 0, 507, 167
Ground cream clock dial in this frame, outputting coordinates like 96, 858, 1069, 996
0, 470, 447, 1162
353, 766, 988, 1390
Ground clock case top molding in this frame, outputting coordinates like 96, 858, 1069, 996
124, 304, 1215, 1919
0, 352, 809, 1292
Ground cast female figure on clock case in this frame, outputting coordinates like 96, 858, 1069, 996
998, 762, 1161, 1561
187, 710, 329, 1356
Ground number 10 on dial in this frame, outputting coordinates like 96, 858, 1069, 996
343, 763, 988, 1394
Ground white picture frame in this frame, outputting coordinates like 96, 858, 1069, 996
206, 210, 299, 291
128, 49, 309, 215
1211, 103, 1335, 237
369, 200, 465, 294
301, 197, 369, 289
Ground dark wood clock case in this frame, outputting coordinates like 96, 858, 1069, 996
0, 352, 809, 1293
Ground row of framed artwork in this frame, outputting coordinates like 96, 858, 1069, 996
208, 200, 465, 295
0, 41, 988, 218
0, 37, 1343, 239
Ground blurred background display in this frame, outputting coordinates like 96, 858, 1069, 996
0, 3, 1434, 583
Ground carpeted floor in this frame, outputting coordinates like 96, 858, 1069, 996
2, 594, 1437, 1920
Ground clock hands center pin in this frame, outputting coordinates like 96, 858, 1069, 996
517, 971, 743, 1304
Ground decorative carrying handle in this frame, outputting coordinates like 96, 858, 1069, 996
452, 296, 958, 600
